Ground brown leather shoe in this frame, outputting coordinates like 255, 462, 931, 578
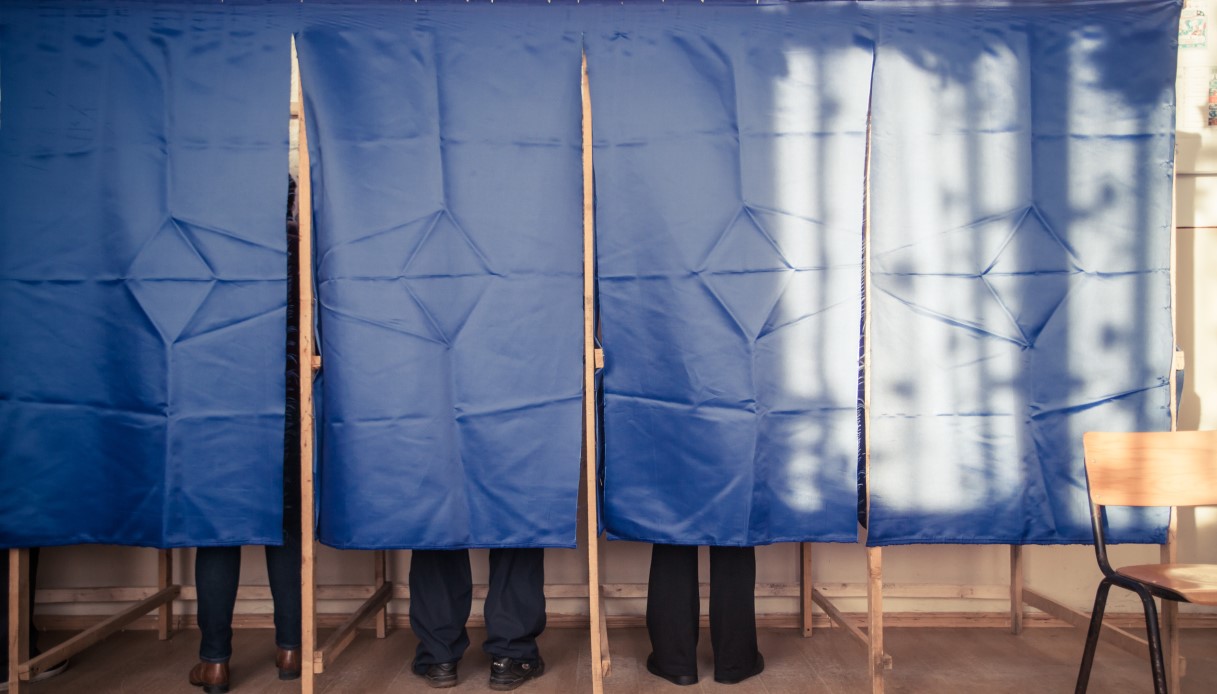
188, 661, 230, 694
276, 647, 302, 681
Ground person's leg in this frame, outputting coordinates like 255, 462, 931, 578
482, 548, 545, 662
409, 549, 472, 672
264, 538, 301, 677
708, 546, 762, 684
195, 546, 242, 663
266, 454, 302, 657
484, 548, 545, 690
645, 544, 699, 682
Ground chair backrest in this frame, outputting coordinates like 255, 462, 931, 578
1084, 430, 1217, 508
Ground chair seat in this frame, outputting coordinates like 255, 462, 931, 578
1117, 564, 1217, 605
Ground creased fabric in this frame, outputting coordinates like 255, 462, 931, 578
297, 6, 584, 549
865, 0, 1178, 546
588, 3, 872, 546
0, 2, 290, 548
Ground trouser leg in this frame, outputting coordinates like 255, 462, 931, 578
482, 548, 545, 662
709, 545, 759, 682
265, 541, 301, 650
646, 544, 699, 677
195, 546, 241, 662
266, 455, 302, 651
409, 549, 472, 672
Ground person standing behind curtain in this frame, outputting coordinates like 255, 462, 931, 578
644, 544, 763, 686
408, 548, 547, 691
188, 178, 303, 693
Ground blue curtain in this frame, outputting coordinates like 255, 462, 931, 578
587, 3, 872, 546
865, 0, 1178, 546
297, 6, 584, 549
0, 2, 290, 548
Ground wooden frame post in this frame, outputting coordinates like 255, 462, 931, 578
581, 51, 609, 694
293, 38, 320, 694
158, 549, 173, 639
1009, 545, 1023, 634
374, 551, 389, 639
800, 543, 814, 637
866, 547, 885, 694
8, 548, 29, 694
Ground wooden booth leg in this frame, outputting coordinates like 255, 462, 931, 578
158, 549, 174, 640
866, 546, 886, 694
293, 36, 320, 694
1010, 545, 1024, 635
9, 548, 29, 694
801, 542, 814, 637
581, 49, 610, 694
374, 550, 389, 639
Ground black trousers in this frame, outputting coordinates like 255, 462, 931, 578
646, 544, 759, 682
0, 547, 40, 670
409, 548, 545, 672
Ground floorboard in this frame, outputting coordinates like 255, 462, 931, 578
28, 625, 1217, 692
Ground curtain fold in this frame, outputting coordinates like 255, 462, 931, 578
0, 1, 290, 548
864, 0, 1179, 546
298, 6, 584, 549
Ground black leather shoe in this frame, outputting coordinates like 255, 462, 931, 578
714, 652, 765, 685
489, 656, 545, 691
646, 653, 698, 686
418, 661, 459, 689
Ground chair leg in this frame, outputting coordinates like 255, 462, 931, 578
1134, 587, 1168, 694
1075, 579, 1113, 694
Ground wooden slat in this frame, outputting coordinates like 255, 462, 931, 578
1022, 587, 1170, 666
581, 51, 608, 694
9, 548, 29, 693
315, 581, 393, 675
374, 551, 389, 639
1083, 430, 1217, 507
801, 543, 814, 637
36, 580, 1018, 605
35, 608, 1217, 634
867, 547, 888, 693
810, 588, 892, 672
292, 38, 319, 694
157, 549, 173, 640
22, 585, 178, 677
1009, 545, 1024, 635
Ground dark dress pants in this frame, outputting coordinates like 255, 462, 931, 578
646, 544, 760, 682
409, 548, 545, 672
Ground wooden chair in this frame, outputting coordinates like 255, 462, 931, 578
1076, 430, 1217, 694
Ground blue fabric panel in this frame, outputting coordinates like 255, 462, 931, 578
297, 8, 584, 549
588, 4, 872, 546
0, 2, 290, 548
866, 0, 1178, 546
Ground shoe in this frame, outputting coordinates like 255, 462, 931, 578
188, 660, 230, 694
645, 653, 697, 686
0, 658, 69, 690
714, 652, 765, 685
276, 647, 302, 681
417, 661, 458, 689
488, 656, 544, 691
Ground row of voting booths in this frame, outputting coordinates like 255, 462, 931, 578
1, 1, 1185, 692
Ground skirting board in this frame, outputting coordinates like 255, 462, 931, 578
34, 611, 1217, 633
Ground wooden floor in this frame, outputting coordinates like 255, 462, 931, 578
28, 624, 1217, 693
